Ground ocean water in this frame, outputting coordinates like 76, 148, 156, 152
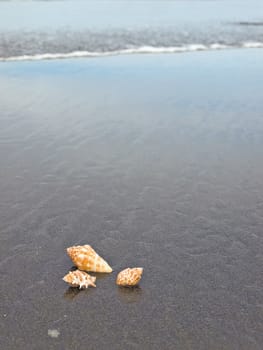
0, 0, 263, 61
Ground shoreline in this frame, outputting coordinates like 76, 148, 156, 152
1, 44, 263, 63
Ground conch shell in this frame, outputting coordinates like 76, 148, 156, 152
63, 270, 96, 289
116, 267, 143, 287
67, 245, 113, 273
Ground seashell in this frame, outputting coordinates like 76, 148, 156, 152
67, 245, 113, 273
63, 269, 96, 289
116, 267, 143, 287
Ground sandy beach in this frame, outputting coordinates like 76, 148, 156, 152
0, 49, 263, 349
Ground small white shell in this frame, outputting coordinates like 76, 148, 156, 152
63, 270, 96, 289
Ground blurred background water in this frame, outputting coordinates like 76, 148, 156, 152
0, 0, 263, 60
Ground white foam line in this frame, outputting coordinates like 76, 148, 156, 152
242, 42, 263, 48
1, 42, 262, 62
1, 51, 109, 61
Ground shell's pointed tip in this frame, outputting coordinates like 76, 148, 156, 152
66, 247, 72, 254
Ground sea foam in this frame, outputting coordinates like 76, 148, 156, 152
1, 42, 262, 62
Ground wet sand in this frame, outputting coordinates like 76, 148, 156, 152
0, 50, 263, 349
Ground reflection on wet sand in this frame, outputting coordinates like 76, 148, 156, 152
117, 286, 143, 304
64, 281, 143, 303
63, 287, 83, 300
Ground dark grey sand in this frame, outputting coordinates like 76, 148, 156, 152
0, 50, 263, 350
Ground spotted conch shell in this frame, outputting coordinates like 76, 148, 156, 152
116, 267, 143, 287
63, 270, 96, 289
67, 245, 113, 273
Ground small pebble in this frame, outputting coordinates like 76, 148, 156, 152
48, 329, 60, 338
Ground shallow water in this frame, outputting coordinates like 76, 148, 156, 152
0, 50, 263, 349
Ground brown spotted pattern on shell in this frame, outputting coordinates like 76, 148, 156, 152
63, 270, 96, 289
116, 267, 143, 287
67, 245, 113, 273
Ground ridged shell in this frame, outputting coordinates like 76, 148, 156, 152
116, 267, 143, 287
67, 245, 113, 273
63, 270, 96, 289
